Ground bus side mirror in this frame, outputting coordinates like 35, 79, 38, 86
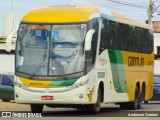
6, 30, 17, 52
85, 29, 95, 51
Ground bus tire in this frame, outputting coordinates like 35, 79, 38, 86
87, 88, 101, 114
137, 89, 142, 109
129, 87, 139, 110
30, 104, 44, 113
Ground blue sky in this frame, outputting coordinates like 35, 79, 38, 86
0, 0, 159, 35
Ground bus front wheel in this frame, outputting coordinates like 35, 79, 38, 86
87, 88, 101, 114
30, 104, 44, 113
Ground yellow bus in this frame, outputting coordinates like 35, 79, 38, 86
14, 6, 154, 113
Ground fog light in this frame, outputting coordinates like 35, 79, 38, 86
79, 94, 83, 99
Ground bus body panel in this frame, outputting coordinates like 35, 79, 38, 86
96, 49, 154, 102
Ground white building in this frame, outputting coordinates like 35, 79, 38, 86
0, 13, 18, 74
154, 33, 160, 75
154, 33, 160, 55
2, 14, 19, 36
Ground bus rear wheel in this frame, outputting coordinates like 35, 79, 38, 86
30, 104, 44, 113
129, 87, 141, 110
87, 88, 101, 114
137, 92, 142, 109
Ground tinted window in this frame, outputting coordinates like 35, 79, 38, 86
126, 25, 133, 51
99, 18, 153, 54
99, 19, 108, 54
2, 75, 14, 87
148, 30, 153, 53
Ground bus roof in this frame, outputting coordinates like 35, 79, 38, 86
110, 12, 151, 29
21, 5, 151, 29
21, 6, 99, 23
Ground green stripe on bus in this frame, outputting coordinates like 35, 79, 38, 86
48, 78, 79, 86
108, 50, 128, 93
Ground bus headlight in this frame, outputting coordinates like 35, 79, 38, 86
67, 79, 89, 90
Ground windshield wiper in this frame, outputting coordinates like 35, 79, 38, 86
28, 45, 48, 79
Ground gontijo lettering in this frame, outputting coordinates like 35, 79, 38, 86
128, 56, 144, 67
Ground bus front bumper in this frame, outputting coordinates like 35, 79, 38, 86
15, 85, 89, 104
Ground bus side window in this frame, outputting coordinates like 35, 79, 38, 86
142, 29, 146, 53
148, 30, 153, 53
108, 20, 117, 50
99, 19, 108, 54
124, 25, 129, 51
117, 23, 125, 51
142, 29, 153, 54
143, 29, 149, 53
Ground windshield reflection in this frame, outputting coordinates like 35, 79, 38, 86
49, 24, 87, 75
16, 24, 50, 76
16, 24, 87, 77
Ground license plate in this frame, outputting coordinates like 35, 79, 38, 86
41, 96, 53, 100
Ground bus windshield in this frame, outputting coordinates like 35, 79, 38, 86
16, 23, 87, 78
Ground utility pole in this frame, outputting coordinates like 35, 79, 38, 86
148, 0, 153, 25
11, 0, 13, 14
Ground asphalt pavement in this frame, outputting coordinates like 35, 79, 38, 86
0, 100, 160, 120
